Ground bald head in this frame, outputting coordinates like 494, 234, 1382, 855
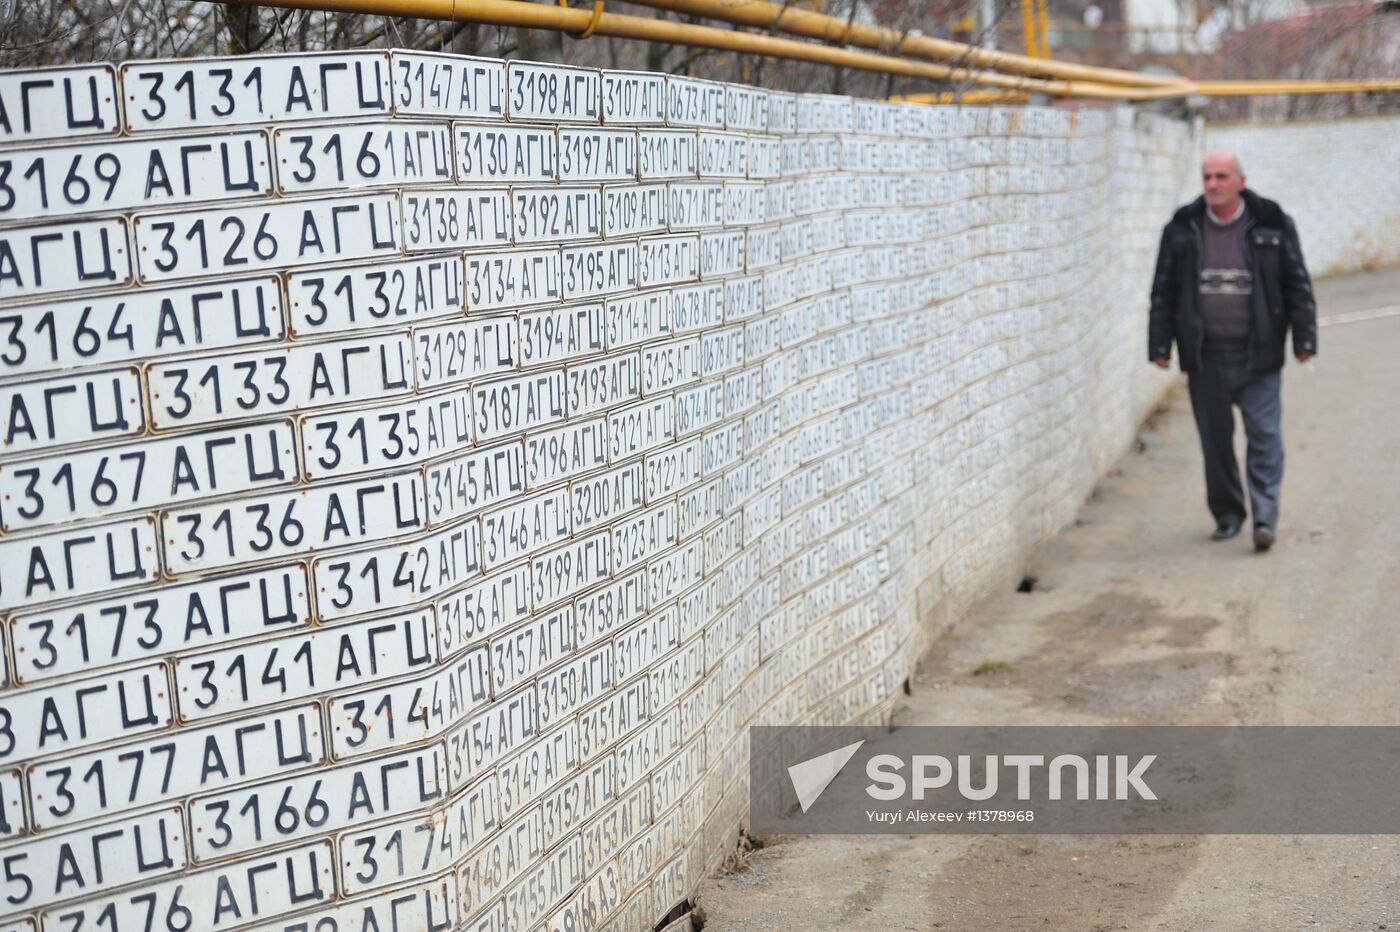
1202, 150, 1246, 220
1205, 150, 1244, 176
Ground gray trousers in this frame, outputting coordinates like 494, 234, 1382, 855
1186, 349, 1284, 529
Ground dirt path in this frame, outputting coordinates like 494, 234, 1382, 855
696, 268, 1400, 932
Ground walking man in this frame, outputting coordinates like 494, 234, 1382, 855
1148, 150, 1318, 552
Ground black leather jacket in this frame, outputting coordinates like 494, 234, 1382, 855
1148, 188, 1318, 373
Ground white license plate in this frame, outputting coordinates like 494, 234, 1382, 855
482, 486, 572, 570
402, 186, 510, 250
671, 281, 723, 332
643, 335, 701, 395
7, 563, 307, 684
466, 246, 561, 311
609, 396, 674, 462
0, 514, 159, 611
645, 437, 703, 503
161, 470, 424, 575
26, 704, 322, 830
391, 50, 505, 119
472, 369, 567, 442
618, 607, 677, 685
536, 643, 605, 728
0, 663, 170, 766
510, 186, 602, 243
312, 520, 482, 621
274, 120, 451, 193
856, 98, 900, 134
638, 128, 698, 179
0, 275, 282, 380
652, 738, 705, 811
613, 501, 677, 574
725, 85, 769, 132
0, 809, 185, 917
603, 183, 668, 238
44, 840, 333, 931
0, 366, 143, 455
454, 122, 558, 182
301, 387, 472, 481
444, 684, 538, 788
700, 230, 744, 279
519, 302, 606, 367
496, 721, 578, 820
0, 217, 130, 301
746, 225, 781, 270
0, 130, 272, 224
338, 777, 496, 896
725, 366, 763, 416
435, 564, 531, 663
606, 289, 670, 350
507, 61, 600, 123
575, 682, 646, 762
638, 234, 698, 288
542, 755, 615, 851
668, 181, 723, 230
524, 418, 607, 489
0, 65, 120, 146
492, 608, 575, 697
569, 462, 644, 533
328, 648, 491, 760
531, 531, 611, 609
133, 193, 400, 282
146, 332, 412, 430
647, 537, 702, 605
572, 567, 646, 651
424, 439, 527, 526
745, 314, 780, 361
698, 131, 748, 178
562, 242, 636, 300
566, 354, 641, 417
458, 805, 544, 914
603, 71, 666, 125
748, 134, 782, 179
700, 326, 744, 377
769, 90, 797, 133
666, 76, 725, 128
173, 607, 436, 721
0, 419, 296, 532
558, 127, 636, 182
725, 181, 766, 225
285, 253, 463, 338
188, 744, 446, 861
413, 315, 518, 390
121, 51, 391, 132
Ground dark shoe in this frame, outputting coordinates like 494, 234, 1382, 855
1253, 525, 1275, 552
1212, 519, 1243, 541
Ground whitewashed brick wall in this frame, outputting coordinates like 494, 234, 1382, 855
0, 53, 1202, 932
1207, 113, 1400, 277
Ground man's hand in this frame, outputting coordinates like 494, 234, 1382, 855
1153, 357, 1171, 369
1296, 352, 1314, 363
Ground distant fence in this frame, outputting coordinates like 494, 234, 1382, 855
0, 53, 1199, 931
